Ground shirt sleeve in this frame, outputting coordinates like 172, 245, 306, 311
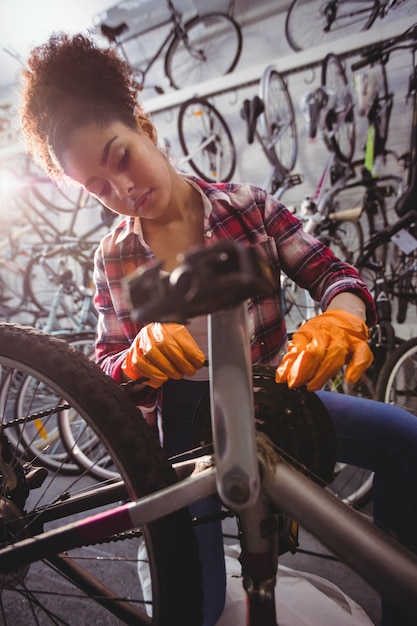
93, 239, 159, 410
263, 193, 377, 327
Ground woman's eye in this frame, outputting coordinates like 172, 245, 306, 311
118, 150, 129, 170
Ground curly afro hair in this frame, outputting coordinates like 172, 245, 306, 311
19, 32, 145, 182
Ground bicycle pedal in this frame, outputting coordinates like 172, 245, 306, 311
25, 466, 48, 490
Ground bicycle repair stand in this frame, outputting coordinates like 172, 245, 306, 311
127, 239, 417, 626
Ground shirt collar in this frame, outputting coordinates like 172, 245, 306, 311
113, 174, 231, 245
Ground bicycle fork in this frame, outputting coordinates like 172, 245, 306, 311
209, 304, 279, 625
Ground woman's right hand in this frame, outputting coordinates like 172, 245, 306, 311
122, 323, 205, 388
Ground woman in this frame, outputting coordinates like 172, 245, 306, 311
19, 32, 417, 626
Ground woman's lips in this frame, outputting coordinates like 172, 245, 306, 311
134, 190, 150, 214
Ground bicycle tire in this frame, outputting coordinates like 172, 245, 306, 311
1, 331, 97, 475
177, 97, 236, 182
259, 66, 298, 174
0, 322, 203, 625
395, 263, 412, 323
376, 336, 417, 416
285, 0, 379, 52
365, 61, 392, 160
165, 13, 242, 89
58, 332, 121, 480
322, 53, 355, 163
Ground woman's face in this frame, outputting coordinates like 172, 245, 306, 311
61, 118, 173, 220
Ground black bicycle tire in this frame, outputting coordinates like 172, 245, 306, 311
0, 322, 203, 625
396, 268, 412, 324
165, 13, 242, 89
375, 336, 417, 415
322, 53, 355, 163
259, 66, 298, 174
5, 331, 97, 475
177, 97, 237, 182
372, 61, 392, 156
285, 0, 379, 52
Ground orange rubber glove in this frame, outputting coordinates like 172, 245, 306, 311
275, 309, 373, 391
122, 323, 205, 388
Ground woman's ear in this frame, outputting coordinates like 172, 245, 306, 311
136, 114, 158, 145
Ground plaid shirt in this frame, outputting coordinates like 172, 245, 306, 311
93, 177, 376, 406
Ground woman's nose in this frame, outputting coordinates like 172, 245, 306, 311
114, 177, 134, 200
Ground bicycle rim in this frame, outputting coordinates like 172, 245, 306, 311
376, 336, 417, 416
165, 13, 242, 89
177, 97, 236, 182
58, 332, 121, 480
285, 0, 378, 52
322, 53, 355, 162
259, 66, 298, 173
0, 323, 202, 625
331, 461, 374, 506
320, 219, 363, 265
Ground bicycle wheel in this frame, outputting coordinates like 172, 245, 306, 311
376, 336, 417, 416
165, 13, 242, 89
177, 97, 236, 182
322, 53, 355, 162
331, 461, 374, 507
356, 60, 392, 162
318, 218, 364, 265
23, 248, 97, 332
1, 332, 96, 475
259, 66, 298, 174
285, 0, 379, 52
0, 323, 202, 624
57, 332, 121, 480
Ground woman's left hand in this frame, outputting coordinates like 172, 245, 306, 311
275, 309, 374, 391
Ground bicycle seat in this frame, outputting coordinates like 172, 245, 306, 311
100, 22, 129, 43
300, 87, 329, 139
240, 96, 264, 144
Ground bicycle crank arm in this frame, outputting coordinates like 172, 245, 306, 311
209, 304, 260, 510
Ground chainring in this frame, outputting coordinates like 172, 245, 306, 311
192, 365, 336, 485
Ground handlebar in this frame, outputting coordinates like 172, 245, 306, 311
351, 23, 417, 72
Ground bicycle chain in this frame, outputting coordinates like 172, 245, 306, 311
2, 378, 149, 429
2, 403, 71, 429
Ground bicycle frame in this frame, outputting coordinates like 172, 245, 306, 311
1, 241, 417, 625
109, 0, 187, 87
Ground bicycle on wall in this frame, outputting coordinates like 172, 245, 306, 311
240, 65, 301, 200
285, 0, 413, 52
0, 241, 416, 624
176, 96, 237, 182
97, 0, 242, 93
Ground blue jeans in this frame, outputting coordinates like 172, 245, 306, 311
161, 379, 417, 626
317, 390, 417, 626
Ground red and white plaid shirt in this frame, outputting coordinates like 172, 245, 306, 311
93, 176, 376, 406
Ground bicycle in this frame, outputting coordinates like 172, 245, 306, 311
0, 241, 416, 624
240, 65, 302, 199
285, 0, 413, 52
352, 22, 417, 315
376, 334, 417, 413
97, 0, 242, 93
176, 96, 237, 182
